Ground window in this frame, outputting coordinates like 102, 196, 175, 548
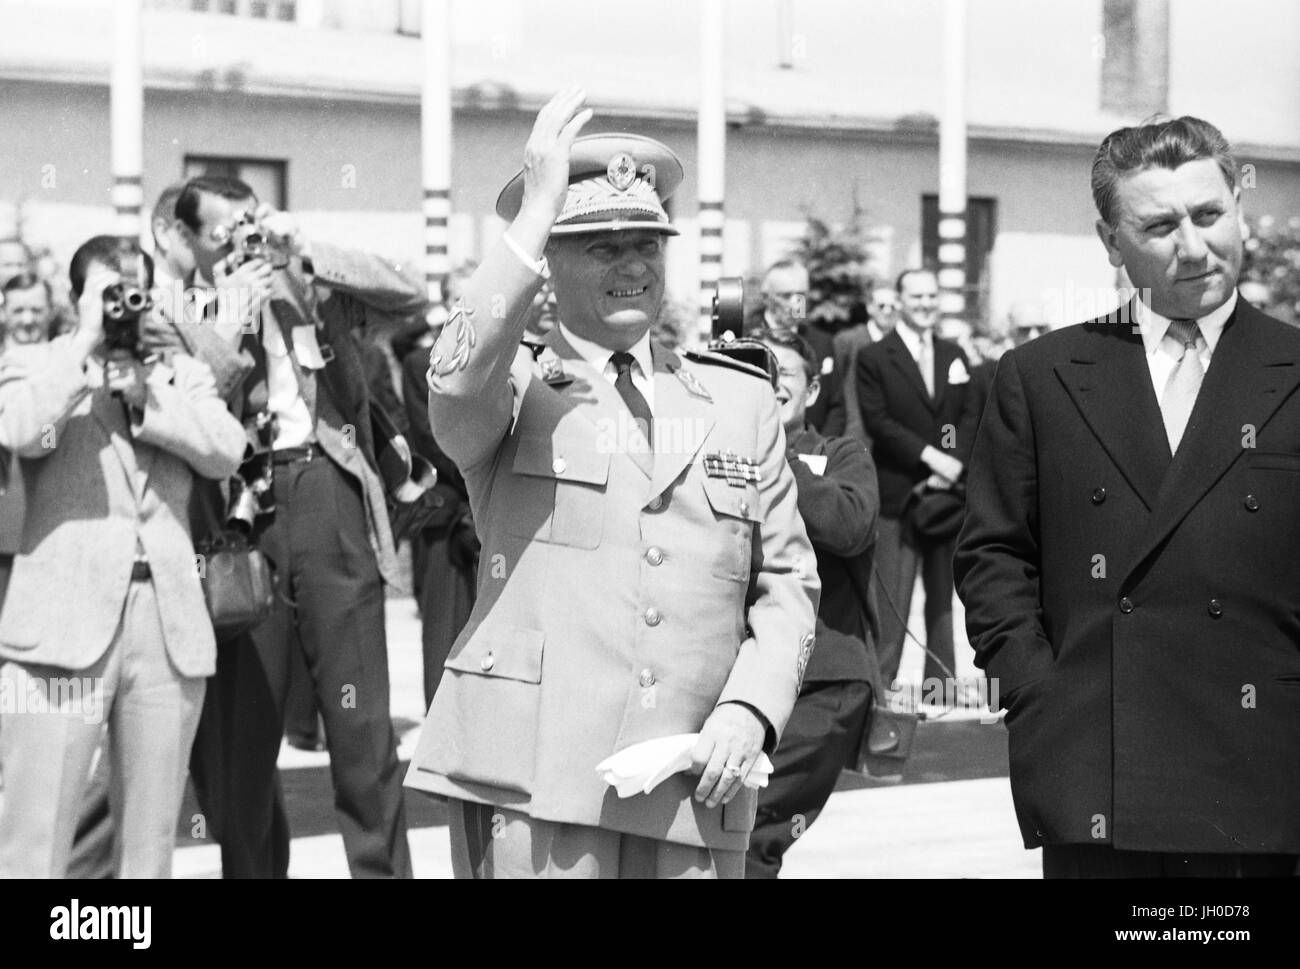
183, 156, 288, 210
922, 195, 998, 325
1100, 0, 1169, 116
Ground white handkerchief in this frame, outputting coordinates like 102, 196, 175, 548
947, 358, 970, 385
595, 734, 774, 799
797, 453, 828, 476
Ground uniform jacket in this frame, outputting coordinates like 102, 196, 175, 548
954, 298, 1300, 853
856, 328, 981, 518
405, 240, 820, 851
0, 337, 246, 676
785, 426, 879, 683
219, 242, 428, 586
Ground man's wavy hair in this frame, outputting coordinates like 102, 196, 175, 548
1091, 116, 1237, 226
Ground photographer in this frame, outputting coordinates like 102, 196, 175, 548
0, 236, 246, 877
174, 175, 424, 878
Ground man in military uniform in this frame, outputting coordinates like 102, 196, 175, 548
404, 89, 819, 879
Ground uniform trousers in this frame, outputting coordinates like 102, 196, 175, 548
873, 515, 955, 687
448, 800, 744, 879
1043, 844, 1299, 878
188, 453, 412, 877
0, 580, 205, 878
745, 679, 871, 878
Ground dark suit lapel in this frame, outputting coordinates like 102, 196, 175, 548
932, 339, 958, 412
1054, 308, 1170, 511
883, 330, 933, 410
1125, 302, 1300, 578
648, 343, 715, 500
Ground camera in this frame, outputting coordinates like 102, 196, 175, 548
226, 411, 277, 532
708, 276, 779, 389
214, 210, 291, 271
100, 258, 154, 357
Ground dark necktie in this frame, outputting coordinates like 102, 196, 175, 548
611, 351, 653, 449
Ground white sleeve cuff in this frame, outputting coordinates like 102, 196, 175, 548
502, 231, 551, 280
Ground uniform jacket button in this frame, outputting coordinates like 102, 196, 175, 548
1091, 487, 1106, 505
480, 653, 495, 672
738, 499, 750, 516
645, 547, 664, 566
552, 457, 567, 475
1208, 599, 1223, 618
647, 496, 663, 511
1119, 596, 1134, 614
644, 607, 662, 626
638, 668, 656, 688
1244, 494, 1259, 512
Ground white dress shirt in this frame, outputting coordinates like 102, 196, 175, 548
894, 323, 933, 387
195, 269, 321, 449
1134, 290, 1237, 399
558, 322, 656, 414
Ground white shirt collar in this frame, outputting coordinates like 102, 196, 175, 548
557, 322, 654, 379
895, 322, 930, 360
1136, 289, 1237, 359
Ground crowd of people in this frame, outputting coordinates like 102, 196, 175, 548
0, 90, 1295, 880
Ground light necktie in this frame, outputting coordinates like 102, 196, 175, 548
611, 351, 653, 449
918, 332, 935, 398
1161, 318, 1205, 454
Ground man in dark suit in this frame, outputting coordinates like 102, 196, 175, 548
857, 268, 979, 689
745, 331, 880, 878
175, 176, 422, 878
955, 116, 1300, 877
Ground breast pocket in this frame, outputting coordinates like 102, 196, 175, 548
1245, 450, 1300, 472
506, 434, 610, 549
702, 477, 762, 582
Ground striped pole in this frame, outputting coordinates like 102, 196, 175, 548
111, 0, 144, 242
937, 0, 968, 329
697, 0, 726, 339
421, 0, 453, 306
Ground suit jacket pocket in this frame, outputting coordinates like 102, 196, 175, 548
430, 625, 546, 795
1245, 450, 1300, 472
508, 434, 609, 549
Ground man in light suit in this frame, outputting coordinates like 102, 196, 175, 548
404, 89, 819, 879
0, 236, 246, 877
856, 268, 980, 688
955, 116, 1300, 877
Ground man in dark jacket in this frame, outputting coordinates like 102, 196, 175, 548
856, 268, 981, 688
746, 331, 881, 878
956, 116, 1300, 877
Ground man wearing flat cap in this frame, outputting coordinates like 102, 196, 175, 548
404, 89, 819, 879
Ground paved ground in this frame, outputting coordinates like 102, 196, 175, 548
167, 584, 1043, 878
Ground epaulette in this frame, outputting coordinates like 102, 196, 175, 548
520, 335, 547, 361
682, 346, 770, 380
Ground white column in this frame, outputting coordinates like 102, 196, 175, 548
111, 0, 145, 242
937, 0, 968, 326
697, 0, 726, 339
422, 0, 454, 305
